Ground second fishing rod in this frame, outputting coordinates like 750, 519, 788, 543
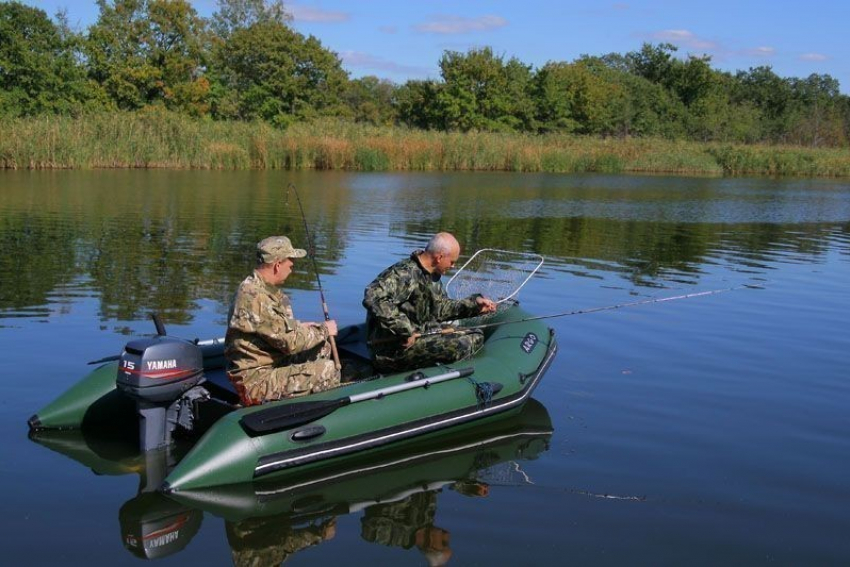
286, 183, 341, 370
369, 284, 760, 346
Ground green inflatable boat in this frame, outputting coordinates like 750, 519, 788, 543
28, 302, 557, 491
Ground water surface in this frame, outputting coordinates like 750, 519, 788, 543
2, 170, 849, 565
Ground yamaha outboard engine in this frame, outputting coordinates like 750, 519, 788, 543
116, 335, 208, 451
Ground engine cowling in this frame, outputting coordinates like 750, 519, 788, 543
116, 336, 207, 451
116, 336, 204, 403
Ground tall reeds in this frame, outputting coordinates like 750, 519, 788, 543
1, 111, 848, 177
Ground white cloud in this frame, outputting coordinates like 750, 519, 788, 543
800, 52, 828, 61
289, 4, 349, 23
649, 29, 718, 52
340, 51, 432, 76
414, 15, 508, 35
743, 46, 776, 57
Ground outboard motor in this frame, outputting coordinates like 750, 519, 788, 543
116, 335, 208, 451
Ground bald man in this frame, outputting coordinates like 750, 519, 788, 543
363, 232, 496, 373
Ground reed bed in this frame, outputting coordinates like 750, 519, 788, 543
2, 111, 848, 177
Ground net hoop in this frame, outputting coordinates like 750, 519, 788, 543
445, 248, 544, 305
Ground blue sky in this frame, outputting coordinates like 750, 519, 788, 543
24, 0, 850, 92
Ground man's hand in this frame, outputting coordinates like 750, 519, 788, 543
476, 297, 497, 314
403, 334, 418, 349
324, 320, 338, 336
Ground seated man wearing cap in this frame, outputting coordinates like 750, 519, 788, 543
225, 236, 340, 406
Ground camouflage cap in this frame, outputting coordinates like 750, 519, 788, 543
256, 236, 307, 263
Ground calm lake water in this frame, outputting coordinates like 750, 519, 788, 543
2, 170, 849, 565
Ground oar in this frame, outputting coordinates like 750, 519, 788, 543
240, 367, 474, 434
370, 284, 761, 345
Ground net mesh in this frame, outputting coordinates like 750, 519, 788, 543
445, 249, 543, 316
474, 460, 536, 487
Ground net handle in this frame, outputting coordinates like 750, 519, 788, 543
446, 248, 544, 304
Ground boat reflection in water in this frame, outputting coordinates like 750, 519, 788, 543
29, 398, 553, 563
28, 419, 203, 559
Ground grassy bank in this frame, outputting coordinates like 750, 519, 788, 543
2, 110, 849, 177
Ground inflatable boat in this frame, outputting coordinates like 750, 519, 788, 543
28, 302, 557, 491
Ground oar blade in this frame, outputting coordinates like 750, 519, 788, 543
240, 398, 347, 435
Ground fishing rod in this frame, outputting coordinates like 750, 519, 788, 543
286, 183, 341, 370
370, 284, 760, 345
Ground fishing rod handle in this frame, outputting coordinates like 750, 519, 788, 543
329, 335, 341, 371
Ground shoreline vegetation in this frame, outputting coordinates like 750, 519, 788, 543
2, 112, 849, 177
3, 1, 849, 178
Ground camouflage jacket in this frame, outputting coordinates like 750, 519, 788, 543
362, 251, 481, 351
225, 271, 329, 376
227, 517, 334, 567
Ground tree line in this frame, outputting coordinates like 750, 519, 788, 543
2, 0, 849, 147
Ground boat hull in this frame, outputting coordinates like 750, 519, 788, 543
164, 306, 556, 491
28, 304, 557, 492
171, 397, 554, 522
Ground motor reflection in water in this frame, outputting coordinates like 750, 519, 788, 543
29, 398, 553, 564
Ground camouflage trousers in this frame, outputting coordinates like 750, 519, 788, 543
373, 330, 484, 374
231, 341, 340, 406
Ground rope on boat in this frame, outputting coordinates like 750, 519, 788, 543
468, 376, 495, 408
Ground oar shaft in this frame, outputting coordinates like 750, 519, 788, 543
241, 366, 477, 433
348, 368, 474, 403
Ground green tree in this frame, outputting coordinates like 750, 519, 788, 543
147, 0, 210, 114
561, 54, 686, 138
671, 55, 718, 107
211, 20, 348, 124
533, 59, 624, 135
532, 62, 580, 133
788, 73, 845, 147
436, 47, 535, 132
343, 75, 398, 125
210, 0, 290, 39
395, 79, 443, 129
86, 0, 209, 113
0, 1, 94, 116
625, 43, 678, 87
686, 88, 763, 143
733, 66, 793, 142
611, 71, 686, 138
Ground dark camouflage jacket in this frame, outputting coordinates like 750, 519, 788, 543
362, 251, 481, 351
360, 492, 438, 548
225, 271, 329, 376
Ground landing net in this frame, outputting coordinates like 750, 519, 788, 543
445, 249, 544, 315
